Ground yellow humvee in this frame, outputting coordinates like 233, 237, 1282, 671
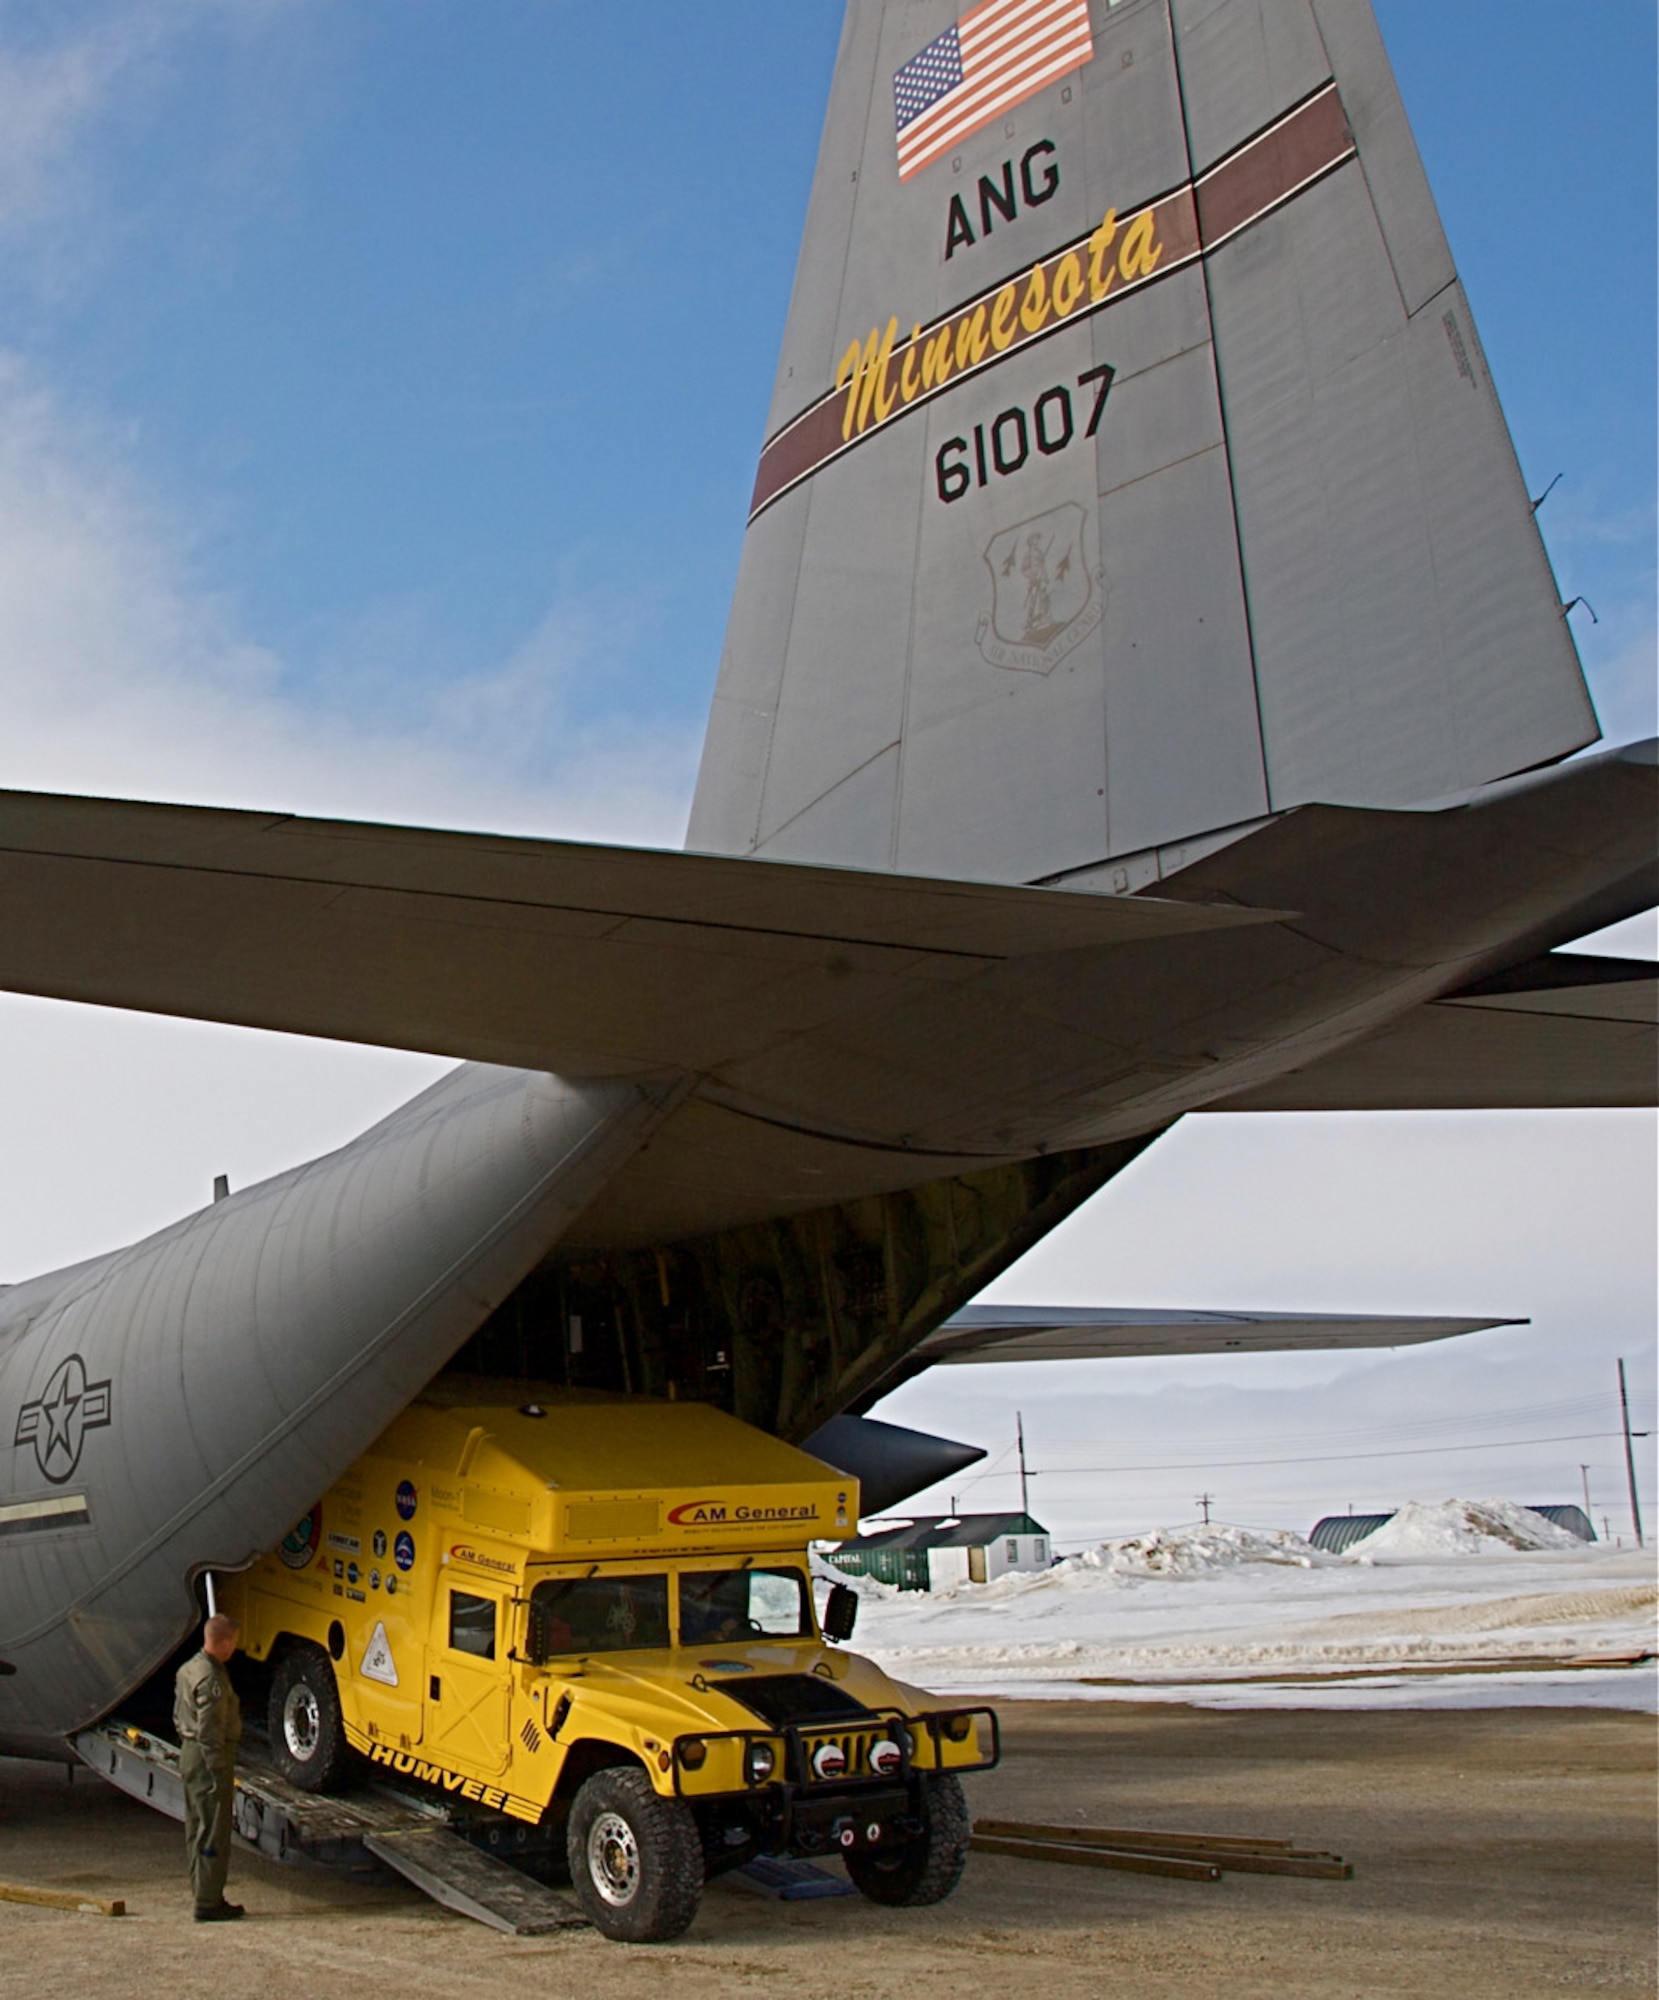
221, 1383, 998, 1940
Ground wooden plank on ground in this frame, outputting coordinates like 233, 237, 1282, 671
970, 1834, 1221, 1881
972, 1819, 1353, 1881
1197, 1849, 1353, 1880
0, 1882, 126, 1916
976, 1817, 1296, 1854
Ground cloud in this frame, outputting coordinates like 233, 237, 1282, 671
1574, 910, 1658, 959
0, 992, 449, 1278
878, 1106, 1655, 1538
979, 1111, 1657, 1329
0, 349, 702, 844
1542, 473, 1656, 556
0, 346, 700, 1276
1530, 476, 1659, 747
0, 10, 155, 243
0, 4, 295, 282
1583, 615, 1659, 749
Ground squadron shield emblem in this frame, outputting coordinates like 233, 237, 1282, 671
278, 1505, 324, 1570
976, 501, 1102, 675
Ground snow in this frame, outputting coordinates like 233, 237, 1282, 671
1345, 1497, 1582, 1557
1057, 1522, 1331, 1576
834, 1501, 1657, 1713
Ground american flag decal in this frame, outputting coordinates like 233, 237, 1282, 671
893, 0, 1095, 183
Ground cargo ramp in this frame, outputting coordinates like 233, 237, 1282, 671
69, 1718, 586, 1935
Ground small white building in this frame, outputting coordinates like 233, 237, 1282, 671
823, 1512, 1051, 1593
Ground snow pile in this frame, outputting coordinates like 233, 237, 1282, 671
1066, 1522, 1331, 1577
851, 1544, 1656, 1712
1348, 1499, 1585, 1560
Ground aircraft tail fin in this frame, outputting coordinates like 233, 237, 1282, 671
688, 0, 1598, 883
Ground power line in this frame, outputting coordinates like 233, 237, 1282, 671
899, 1389, 1654, 1514
1032, 1391, 1631, 1461
943, 1437, 1018, 1505
1120, 1390, 1632, 1439
976, 1428, 1640, 1479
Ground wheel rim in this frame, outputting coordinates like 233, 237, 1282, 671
282, 1682, 321, 1763
586, 1810, 641, 1906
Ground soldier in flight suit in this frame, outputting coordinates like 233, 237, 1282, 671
173, 1613, 245, 1921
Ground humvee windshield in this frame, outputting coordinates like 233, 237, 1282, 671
678, 1567, 810, 1645
529, 1573, 669, 1658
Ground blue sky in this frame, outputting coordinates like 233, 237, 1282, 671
0, 2, 1651, 1543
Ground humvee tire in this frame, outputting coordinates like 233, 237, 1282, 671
567, 1767, 704, 1942
268, 1644, 351, 1792
845, 1772, 970, 1906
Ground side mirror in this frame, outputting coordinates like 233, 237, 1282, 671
822, 1583, 859, 1644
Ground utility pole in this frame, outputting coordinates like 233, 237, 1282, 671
1195, 1492, 1214, 1525
1579, 1463, 1593, 1524
1016, 1411, 1031, 1519
1617, 1358, 1644, 1547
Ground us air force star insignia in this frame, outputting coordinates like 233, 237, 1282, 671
14, 1354, 113, 1484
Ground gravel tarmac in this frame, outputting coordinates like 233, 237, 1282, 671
2, 1701, 1653, 1999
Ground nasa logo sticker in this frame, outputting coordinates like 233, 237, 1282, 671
394, 1530, 416, 1572
278, 1505, 323, 1571
395, 1480, 418, 1521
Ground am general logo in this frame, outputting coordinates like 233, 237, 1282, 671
666, 1499, 819, 1528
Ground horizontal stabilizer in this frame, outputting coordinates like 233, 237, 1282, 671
1215, 954, 1656, 1111
0, 788, 1275, 1077
0, 743, 1648, 1164
917, 1305, 1520, 1365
